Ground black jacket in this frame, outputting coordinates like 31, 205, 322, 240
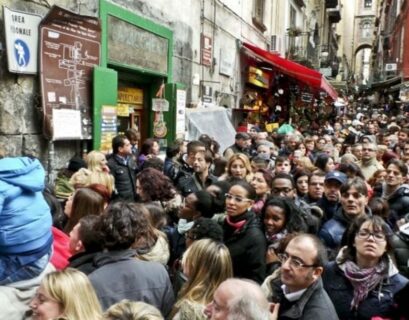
68, 251, 99, 275
107, 154, 138, 201
223, 210, 266, 284
177, 173, 218, 197
391, 224, 409, 278
270, 278, 339, 320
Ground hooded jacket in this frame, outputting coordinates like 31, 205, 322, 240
0, 157, 52, 255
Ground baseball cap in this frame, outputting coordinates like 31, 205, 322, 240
325, 171, 347, 185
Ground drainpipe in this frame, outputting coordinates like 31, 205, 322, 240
47, 140, 54, 185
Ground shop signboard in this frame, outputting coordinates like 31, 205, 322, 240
116, 103, 130, 117
201, 33, 212, 67
219, 47, 235, 77
108, 16, 168, 74
100, 105, 117, 153
118, 87, 143, 105
152, 98, 169, 112
3, 7, 42, 74
39, 5, 101, 140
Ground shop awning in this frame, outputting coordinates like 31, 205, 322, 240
242, 42, 338, 100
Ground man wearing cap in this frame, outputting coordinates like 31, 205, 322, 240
223, 132, 251, 161
316, 171, 347, 223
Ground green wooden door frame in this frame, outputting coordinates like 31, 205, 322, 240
94, 0, 174, 148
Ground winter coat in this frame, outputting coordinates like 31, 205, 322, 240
319, 206, 372, 250
136, 232, 170, 265
384, 184, 409, 229
172, 299, 207, 320
317, 195, 340, 222
107, 154, 138, 201
0, 157, 52, 255
223, 210, 266, 284
68, 251, 100, 275
357, 158, 384, 181
177, 173, 218, 197
50, 227, 71, 270
323, 256, 408, 320
88, 249, 174, 315
267, 277, 339, 320
391, 222, 409, 278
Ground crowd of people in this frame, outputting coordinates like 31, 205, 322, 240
1, 105, 409, 319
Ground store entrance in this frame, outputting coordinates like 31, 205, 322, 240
117, 77, 149, 149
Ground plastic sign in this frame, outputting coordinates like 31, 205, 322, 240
152, 98, 169, 112
3, 6, 42, 74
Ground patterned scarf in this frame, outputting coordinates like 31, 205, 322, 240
225, 215, 247, 233
265, 229, 288, 249
343, 259, 387, 310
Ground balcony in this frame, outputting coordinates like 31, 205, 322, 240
325, 0, 338, 9
327, 7, 341, 23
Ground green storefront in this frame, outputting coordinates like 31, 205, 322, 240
93, 0, 183, 151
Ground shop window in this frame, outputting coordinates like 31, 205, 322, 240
252, 0, 267, 32
364, 0, 372, 8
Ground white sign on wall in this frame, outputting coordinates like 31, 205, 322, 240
3, 6, 42, 74
176, 89, 186, 136
219, 48, 235, 77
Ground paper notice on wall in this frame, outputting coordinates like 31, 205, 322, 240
52, 109, 82, 139
176, 89, 186, 135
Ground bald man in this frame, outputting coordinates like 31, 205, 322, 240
204, 278, 277, 320
266, 234, 338, 320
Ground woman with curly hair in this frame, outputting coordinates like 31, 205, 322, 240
261, 197, 309, 273
170, 239, 233, 320
136, 168, 182, 220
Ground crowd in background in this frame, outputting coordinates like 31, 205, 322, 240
1, 102, 409, 319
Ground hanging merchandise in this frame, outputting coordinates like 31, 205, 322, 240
152, 82, 168, 139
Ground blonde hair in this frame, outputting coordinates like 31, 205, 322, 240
42, 268, 102, 320
173, 239, 233, 314
88, 171, 115, 196
296, 156, 316, 172
104, 300, 163, 320
226, 153, 253, 181
86, 151, 107, 172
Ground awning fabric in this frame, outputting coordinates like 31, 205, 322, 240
242, 42, 338, 100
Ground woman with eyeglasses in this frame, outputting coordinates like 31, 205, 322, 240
29, 268, 102, 320
322, 215, 408, 320
223, 180, 266, 283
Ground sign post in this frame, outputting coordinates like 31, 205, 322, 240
3, 6, 42, 74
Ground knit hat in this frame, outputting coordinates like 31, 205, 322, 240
68, 156, 86, 172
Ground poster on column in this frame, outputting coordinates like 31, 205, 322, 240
39, 5, 101, 140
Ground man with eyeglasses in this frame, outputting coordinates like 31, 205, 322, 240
264, 234, 338, 320
357, 142, 384, 181
271, 173, 321, 234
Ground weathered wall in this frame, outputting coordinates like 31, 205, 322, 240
0, 0, 272, 183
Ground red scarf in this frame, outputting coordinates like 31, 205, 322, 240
226, 215, 247, 233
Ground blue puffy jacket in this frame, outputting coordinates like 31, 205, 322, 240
0, 157, 52, 254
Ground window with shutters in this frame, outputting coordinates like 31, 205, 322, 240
252, 0, 267, 32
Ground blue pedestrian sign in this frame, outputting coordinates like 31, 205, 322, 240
3, 7, 42, 74
14, 39, 30, 67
